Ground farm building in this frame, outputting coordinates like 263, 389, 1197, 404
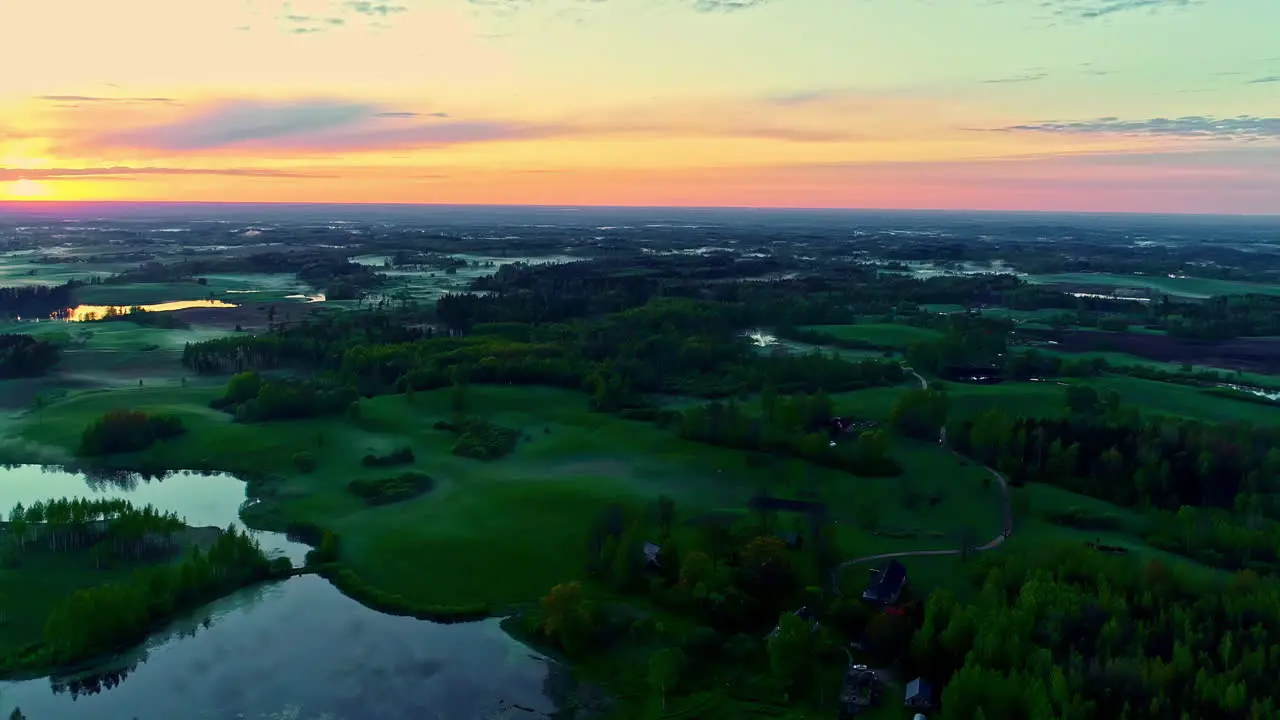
862, 560, 908, 606
905, 677, 934, 709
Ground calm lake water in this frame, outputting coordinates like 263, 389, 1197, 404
0, 467, 564, 720
0, 466, 309, 563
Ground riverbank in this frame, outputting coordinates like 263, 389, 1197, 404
0, 535, 295, 680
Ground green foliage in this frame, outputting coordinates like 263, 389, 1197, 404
766, 612, 822, 697
439, 417, 520, 460
347, 472, 435, 506
9, 526, 279, 670
306, 530, 341, 566
0, 334, 59, 378
890, 387, 950, 440
319, 563, 489, 622
360, 446, 415, 468
648, 647, 687, 709
919, 546, 1280, 720
677, 393, 902, 477
292, 450, 318, 473
538, 581, 596, 656
211, 372, 358, 423
78, 409, 185, 456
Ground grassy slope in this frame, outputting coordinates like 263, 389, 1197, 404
1090, 376, 1280, 425
3, 383, 1008, 609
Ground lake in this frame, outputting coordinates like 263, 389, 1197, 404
0, 466, 309, 563
0, 467, 566, 720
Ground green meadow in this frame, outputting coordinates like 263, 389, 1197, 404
2, 382, 1010, 609
1025, 272, 1280, 299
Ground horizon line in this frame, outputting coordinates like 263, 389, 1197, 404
1, 199, 1278, 220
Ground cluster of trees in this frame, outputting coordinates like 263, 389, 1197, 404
675, 388, 901, 477
535, 495, 852, 711
1143, 506, 1280, 572
945, 394, 1280, 514
910, 545, 1280, 720
434, 417, 520, 460
347, 472, 435, 505
903, 318, 1012, 377
361, 447, 415, 467
0, 282, 77, 320
78, 410, 185, 456
21, 526, 284, 668
185, 297, 906, 408
0, 333, 59, 378
210, 371, 357, 423
5, 498, 185, 564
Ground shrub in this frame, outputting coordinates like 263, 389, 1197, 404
78, 410, 186, 456
361, 446, 415, 468
447, 418, 520, 460
292, 451, 318, 473
348, 472, 435, 505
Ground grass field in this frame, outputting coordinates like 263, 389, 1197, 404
801, 324, 943, 348
0, 320, 229, 411
1026, 272, 1280, 299
1087, 376, 1280, 425
2, 382, 1007, 610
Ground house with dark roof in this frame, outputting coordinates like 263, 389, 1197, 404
905, 677, 933, 709
861, 560, 908, 606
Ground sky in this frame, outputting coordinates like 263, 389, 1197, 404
0, 0, 1277, 214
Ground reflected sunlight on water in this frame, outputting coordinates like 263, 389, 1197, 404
61, 300, 238, 321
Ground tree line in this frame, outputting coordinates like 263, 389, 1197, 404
0, 334, 59, 378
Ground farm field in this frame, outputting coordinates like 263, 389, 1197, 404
1026, 272, 1280, 299
1087, 376, 1280, 425
801, 323, 943, 348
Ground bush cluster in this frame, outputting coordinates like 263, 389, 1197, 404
360, 446, 415, 467
347, 472, 435, 505
78, 410, 186, 456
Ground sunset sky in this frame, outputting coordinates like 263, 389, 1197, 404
1, 0, 1277, 213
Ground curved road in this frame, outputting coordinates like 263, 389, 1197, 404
829, 367, 1013, 596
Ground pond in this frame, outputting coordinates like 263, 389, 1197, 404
0, 466, 567, 719
0, 465, 309, 563
0, 575, 563, 720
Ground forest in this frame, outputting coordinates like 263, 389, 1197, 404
1, 498, 287, 672
0, 333, 59, 378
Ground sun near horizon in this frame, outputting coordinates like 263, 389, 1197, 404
1, 0, 1277, 215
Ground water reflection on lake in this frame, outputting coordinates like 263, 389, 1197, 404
0, 575, 562, 720
0, 465, 309, 563
61, 300, 238, 322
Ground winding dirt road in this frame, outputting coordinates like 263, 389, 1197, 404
829, 367, 1013, 596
